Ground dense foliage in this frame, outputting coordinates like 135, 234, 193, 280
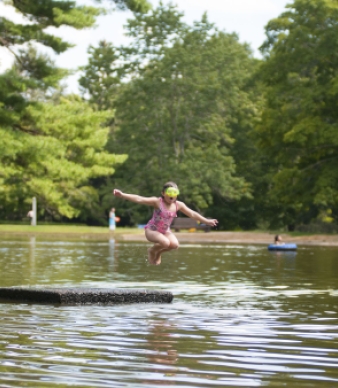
0, 0, 138, 221
255, 0, 338, 230
80, 4, 260, 227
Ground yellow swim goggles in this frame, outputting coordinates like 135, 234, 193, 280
165, 187, 180, 196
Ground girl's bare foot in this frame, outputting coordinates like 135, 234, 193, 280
154, 254, 161, 265
153, 250, 163, 265
154, 257, 162, 265
147, 247, 161, 265
147, 247, 155, 263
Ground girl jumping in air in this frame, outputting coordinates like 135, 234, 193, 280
113, 181, 218, 265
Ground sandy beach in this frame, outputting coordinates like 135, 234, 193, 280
118, 231, 338, 246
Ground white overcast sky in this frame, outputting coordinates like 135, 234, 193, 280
0, 0, 291, 93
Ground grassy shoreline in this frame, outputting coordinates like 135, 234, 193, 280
0, 224, 336, 236
0, 224, 144, 235
0, 225, 337, 246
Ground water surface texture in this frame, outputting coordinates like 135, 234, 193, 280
0, 237, 337, 387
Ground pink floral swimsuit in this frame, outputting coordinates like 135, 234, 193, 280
145, 197, 178, 234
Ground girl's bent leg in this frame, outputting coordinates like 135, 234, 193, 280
145, 229, 171, 265
145, 229, 171, 247
153, 233, 179, 263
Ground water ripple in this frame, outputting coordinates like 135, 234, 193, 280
0, 239, 338, 387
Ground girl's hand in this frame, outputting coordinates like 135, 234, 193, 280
113, 189, 123, 197
205, 219, 218, 227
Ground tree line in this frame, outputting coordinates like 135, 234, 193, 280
1, 0, 338, 232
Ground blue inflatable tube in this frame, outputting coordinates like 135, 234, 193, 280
268, 243, 297, 251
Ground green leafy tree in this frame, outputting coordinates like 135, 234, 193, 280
90, 5, 258, 227
256, 0, 338, 229
0, 0, 135, 221
0, 0, 102, 68
0, 95, 127, 220
79, 40, 122, 111
0, 0, 103, 169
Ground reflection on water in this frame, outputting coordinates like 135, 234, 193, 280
0, 237, 338, 387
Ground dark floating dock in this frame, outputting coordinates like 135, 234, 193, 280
0, 287, 173, 305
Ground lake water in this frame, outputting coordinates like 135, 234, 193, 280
0, 236, 337, 387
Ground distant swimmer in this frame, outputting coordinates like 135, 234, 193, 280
274, 235, 285, 245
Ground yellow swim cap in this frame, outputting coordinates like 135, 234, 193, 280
165, 187, 180, 196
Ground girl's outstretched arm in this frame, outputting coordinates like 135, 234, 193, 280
113, 189, 159, 207
177, 201, 218, 227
